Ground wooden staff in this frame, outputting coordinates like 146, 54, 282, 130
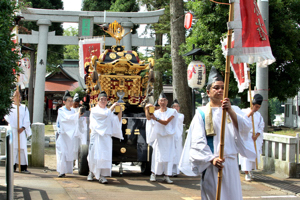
247, 64, 258, 169
216, 2, 234, 200
14, 23, 21, 172
17, 88, 21, 172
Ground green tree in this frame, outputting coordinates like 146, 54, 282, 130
82, 0, 139, 36
109, 0, 139, 35
0, 0, 21, 116
268, 0, 300, 101
70, 87, 85, 101
19, 0, 64, 73
110, 0, 139, 12
82, 0, 114, 36
269, 97, 284, 123
185, 0, 300, 103
138, 0, 171, 100
63, 27, 79, 59
170, 0, 192, 125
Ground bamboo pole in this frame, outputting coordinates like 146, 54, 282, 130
247, 64, 258, 169
15, 24, 21, 172
216, 3, 234, 200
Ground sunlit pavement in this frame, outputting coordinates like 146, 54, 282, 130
0, 163, 299, 200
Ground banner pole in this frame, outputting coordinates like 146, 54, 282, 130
216, 2, 234, 200
247, 64, 258, 169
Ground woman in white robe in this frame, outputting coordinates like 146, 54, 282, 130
87, 91, 123, 184
145, 92, 178, 184
179, 67, 256, 200
239, 94, 265, 181
4, 91, 32, 173
56, 91, 81, 177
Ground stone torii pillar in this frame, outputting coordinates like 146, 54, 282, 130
33, 19, 51, 123
121, 22, 134, 51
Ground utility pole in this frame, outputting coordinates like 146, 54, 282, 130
256, 0, 269, 132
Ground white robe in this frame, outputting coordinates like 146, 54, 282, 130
87, 106, 123, 179
173, 112, 184, 174
56, 106, 79, 174
179, 106, 256, 200
72, 107, 88, 160
146, 108, 177, 176
4, 104, 32, 165
239, 108, 265, 171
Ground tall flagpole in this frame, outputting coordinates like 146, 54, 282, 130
216, 2, 234, 200
247, 64, 258, 169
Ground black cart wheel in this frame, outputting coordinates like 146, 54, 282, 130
140, 161, 151, 175
78, 144, 89, 176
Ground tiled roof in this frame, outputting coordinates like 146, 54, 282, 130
45, 81, 80, 92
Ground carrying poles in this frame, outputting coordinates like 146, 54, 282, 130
247, 64, 258, 169
215, 2, 234, 200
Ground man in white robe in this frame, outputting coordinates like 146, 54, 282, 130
87, 91, 123, 184
145, 92, 177, 184
4, 91, 32, 173
71, 93, 86, 168
239, 94, 265, 181
171, 99, 184, 176
179, 66, 256, 200
56, 90, 82, 177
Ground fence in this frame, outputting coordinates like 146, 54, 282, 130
258, 132, 300, 178
0, 126, 14, 200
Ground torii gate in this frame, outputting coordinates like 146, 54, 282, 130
18, 8, 164, 123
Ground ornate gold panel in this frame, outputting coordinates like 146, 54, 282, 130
125, 54, 132, 60
125, 129, 131, 135
109, 53, 117, 59
134, 129, 140, 135
120, 147, 126, 153
122, 118, 127, 124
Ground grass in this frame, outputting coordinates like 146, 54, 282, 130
45, 124, 55, 135
271, 128, 300, 137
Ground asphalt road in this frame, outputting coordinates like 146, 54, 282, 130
0, 163, 299, 200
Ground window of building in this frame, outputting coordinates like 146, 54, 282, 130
285, 104, 289, 117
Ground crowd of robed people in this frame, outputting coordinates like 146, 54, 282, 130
3, 66, 264, 200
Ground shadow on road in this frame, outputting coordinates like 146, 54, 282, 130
0, 185, 50, 200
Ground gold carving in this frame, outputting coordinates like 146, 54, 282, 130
120, 104, 125, 111
109, 53, 117, 59
117, 52, 124, 57
125, 54, 132, 60
110, 98, 114, 103
122, 118, 127, 124
102, 20, 132, 45
134, 129, 140, 135
120, 147, 126, 153
125, 129, 131, 135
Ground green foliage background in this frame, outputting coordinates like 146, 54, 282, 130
0, 0, 22, 117
70, 87, 86, 101
183, 0, 300, 105
82, 0, 139, 37
64, 27, 79, 59
19, 0, 64, 73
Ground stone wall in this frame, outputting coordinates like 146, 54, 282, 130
258, 133, 299, 178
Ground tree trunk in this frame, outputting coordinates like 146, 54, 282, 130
170, 0, 192, 125
154, 33, 163, 100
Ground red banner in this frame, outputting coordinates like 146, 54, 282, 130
79, 38, 104, 79
221, 0, 275, 67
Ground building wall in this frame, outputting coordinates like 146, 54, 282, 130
284, 94, 298, 128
